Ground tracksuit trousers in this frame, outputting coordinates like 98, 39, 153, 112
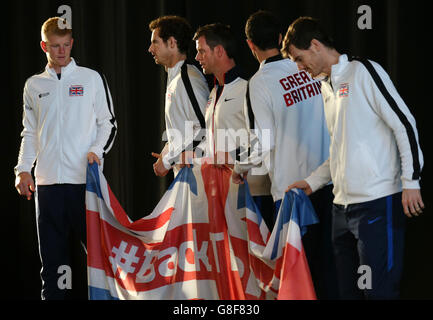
35, 184, 87, 300
332, 192, 406, 299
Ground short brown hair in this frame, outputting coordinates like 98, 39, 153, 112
245, 10, 282, 51
281, 16, 334, 57
41, 17, 72, 41
149, 15, 192, 54
193, 23, 237, 59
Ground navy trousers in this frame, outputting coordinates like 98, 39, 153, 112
35, 184, 87, 300
332, 192, 406, 299
253, 194, 275, 230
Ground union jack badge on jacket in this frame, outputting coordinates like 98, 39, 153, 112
69, 85, 84, 96
339, 83, 349, 97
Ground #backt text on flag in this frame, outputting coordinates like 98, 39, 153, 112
85, 160, 318, 300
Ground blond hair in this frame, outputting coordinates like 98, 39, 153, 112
41, 17, 72, 41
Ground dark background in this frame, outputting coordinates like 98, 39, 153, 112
3, 0, 432, 300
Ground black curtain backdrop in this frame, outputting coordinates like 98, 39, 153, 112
3, 0, 432, 300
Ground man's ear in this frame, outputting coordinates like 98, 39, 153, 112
215, 44, 224, 58
310, 39, 322, 52
40, 40, 47, 53
167, 36, 177, 49
246, 39, 255, 52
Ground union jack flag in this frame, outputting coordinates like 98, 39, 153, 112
339, 83, 349, 97
86, 160, 318, 300
69, 85, 84, 96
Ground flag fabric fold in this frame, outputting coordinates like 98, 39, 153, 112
86, 161, 318, 300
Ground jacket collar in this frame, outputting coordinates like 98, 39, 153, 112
215, 65, 243, 87
330, 54, 349, 79
259, 54, 285, 70
264, 54, 284, 64
45, 57, 77, 79
167, 59, 186, 84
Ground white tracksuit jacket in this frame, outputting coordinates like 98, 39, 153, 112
305, 54, 423, 205
162, 60, 209, 170
203, 66, 270, 196
15, 58, 117, 185
234, 55, 330, 202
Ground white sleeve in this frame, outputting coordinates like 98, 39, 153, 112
235, 75, 275, 174
15, 82, 38, 175
160, 142, 170, 170
304, 158, 332, 192
162, 85, 197, 168
162, 72, 209, 168
361, 60, 423, 189
88, 72, 117, 159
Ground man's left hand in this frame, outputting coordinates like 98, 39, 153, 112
87, 152, 101, 165
402, 189, 424, 218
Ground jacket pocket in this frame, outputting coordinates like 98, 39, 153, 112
344, 143, 379, 197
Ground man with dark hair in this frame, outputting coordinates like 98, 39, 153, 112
194, 23, 238, 60
149, 15, 193, 55
281, 16, 335, 52
148, 15, 209, 177
244, 10, 281, 51
284, 16, 424, 299
232, 10, 338, 299
14, 17, 117, 299
193, 23, 271, 197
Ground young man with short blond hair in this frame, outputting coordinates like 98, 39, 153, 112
15, 17, 117, 299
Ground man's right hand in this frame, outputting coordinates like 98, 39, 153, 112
285, 180, 312, 196
151, 152, 170, 177
231, 170, 247, 184
15, 172, 35, 200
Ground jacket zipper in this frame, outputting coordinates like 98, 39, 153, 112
212, 86, 224, 158
212, 75, 225, 159
329, 77, 349, 206
57, 73, 63, 183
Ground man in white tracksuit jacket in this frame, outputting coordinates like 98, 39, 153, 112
232, 10, 338, 299
14, 17, 117, 299
283, 17, 424, 299
193, 23, 271, 198
148, 16, 209, 177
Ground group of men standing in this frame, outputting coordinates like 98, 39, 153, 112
15, 10, 424, 300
